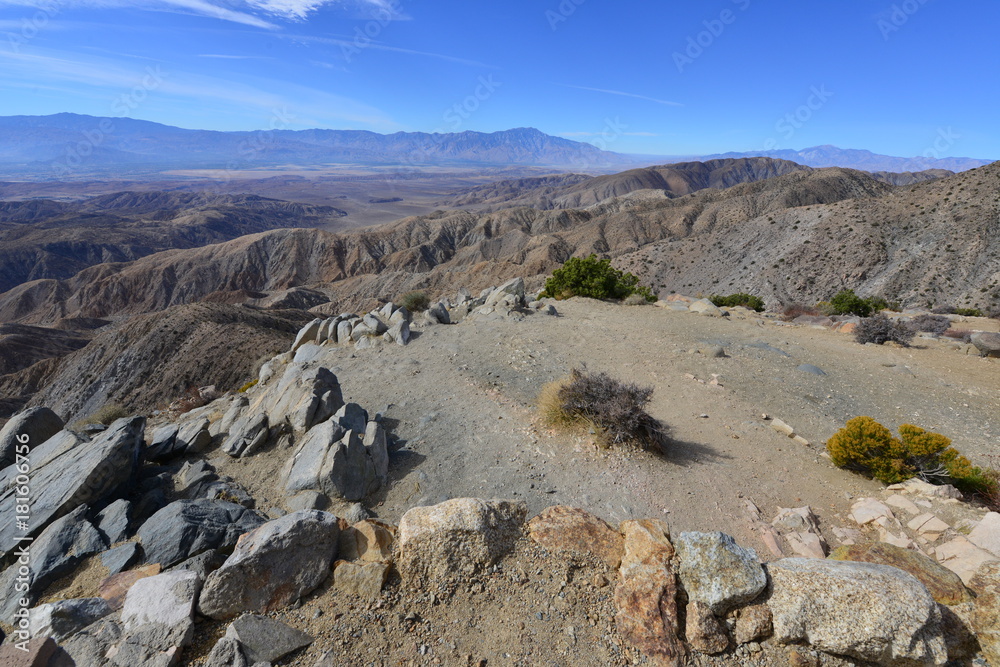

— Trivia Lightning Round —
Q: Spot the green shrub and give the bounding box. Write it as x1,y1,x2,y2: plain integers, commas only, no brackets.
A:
827,417,987,491
830,289,878,317
538,254,655,302
238,379,258,393
709,293,765,312
399,291,431,312
538,368,663,450
854,313,914,346
623,293,650,306
953,307,984,317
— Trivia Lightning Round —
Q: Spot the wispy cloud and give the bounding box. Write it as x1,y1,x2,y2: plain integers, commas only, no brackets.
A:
560,84,683,107
286,33,496,68
198,53,274,60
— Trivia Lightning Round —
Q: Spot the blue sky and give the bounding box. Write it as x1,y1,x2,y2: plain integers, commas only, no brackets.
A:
0,0,997,157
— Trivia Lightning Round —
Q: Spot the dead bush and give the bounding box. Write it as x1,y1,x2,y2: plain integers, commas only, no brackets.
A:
854,313,914,346
908,314,951,335
780,303,821,321
539,368,664,450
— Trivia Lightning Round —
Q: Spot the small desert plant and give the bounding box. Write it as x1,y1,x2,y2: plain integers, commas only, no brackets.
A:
623,293,651,306
709,293,765,312
238,379,259,393
74,403,129,429
829,289,887,317
781,303,822,320
538,368,663,450
854,313,915,346
827,417,987,491
908,314,951,335
538,254,655,302
399,291,431,312
953,307,984,317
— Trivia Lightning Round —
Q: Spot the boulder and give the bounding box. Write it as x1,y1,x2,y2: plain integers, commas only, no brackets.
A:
112,570,202,666
101,542,141,576
98,564,161,610
614,518,684,666
335,403,368,433
286,490,327,512
969,561,1000,665
363,421,389,486
224,614,314,663
283,418,346,494
935,536,999,584
386,320,410,346
137,499,266,569
766,558,947,665
338,519,395,562
971,331,1000,357
95,499,132,544
0,637,58,667
686,601,729,654
220,412,269,458
28,597,112,641
528,506,624,569
332,560,390,599
198,510,341,620
213,396,248,437
389,306,411,325
398,498,526,585
319,429,381,501
675,531,766,614
486,277,525,307
689,299,724,317
336,320,354,344
424,301,451,325
56,616,124,666
204,637,249,667
0,417,144,559
0,505,107,621
969,511,1000,557
733,603,772,644
0,407,63,466
255,364,344,433
291,318,323,352
174,460,253,507
829,542,970,605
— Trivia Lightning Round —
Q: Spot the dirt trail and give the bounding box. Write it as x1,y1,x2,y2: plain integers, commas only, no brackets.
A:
216,298,1000,557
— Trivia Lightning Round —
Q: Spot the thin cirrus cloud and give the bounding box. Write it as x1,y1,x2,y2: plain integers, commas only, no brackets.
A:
286,33,496,68
560,84,683,108
0,0,395,27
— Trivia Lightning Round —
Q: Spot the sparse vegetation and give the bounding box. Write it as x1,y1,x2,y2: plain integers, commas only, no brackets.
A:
73,402,129,430
399,290,431,312
829,289,888,317
953,307,983,317
539,254,655,302
907,314,951,335
854,313,914,346
239,379,259,393
538,368,663,450
623,293,651,306
709,293,765,312
827,417,991,494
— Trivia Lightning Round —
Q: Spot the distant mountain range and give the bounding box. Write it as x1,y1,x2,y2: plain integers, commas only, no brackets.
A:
699,145,992,174
0,114,628,174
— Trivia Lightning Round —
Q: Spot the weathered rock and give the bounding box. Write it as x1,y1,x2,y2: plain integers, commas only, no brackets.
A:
137,499,266,569
335,402,368,432
220,411,268,458
204,637,249,667
830,542,970,605
56,616,124,666
935,536,999,584
286,490,327,511
766,558,947,665
887,477,963,499
174,460,254,507
614,559,684,666
339,519,395,562
676,531,766,614
0,407,63,466
0,416,144,559
283,417,346,494
112,570,202,666
969,511,1000,557
333,560,390,599
28,597,112,641
0,637,58,667
95,499,132,545
398,498,526,585
255,364,344,433
146,424,181,462
937,601,980,662
971,331,1000,357
733,603,772,644
169,549,227,580
214,396,248,437
485,277,525,307
0,505,107,621
389,305,411,325
363,421,389,486
98,564,161,610
424,301,451,325
686,601,729,654
225,613,314,663
966,561,1000,664
101,542,141,575
689,299,724,317
198,510,340,620
849,497,896,526
320,429,380,501
527,506,624,569
386,321,410,346
342,502,372,524
291,318,322,352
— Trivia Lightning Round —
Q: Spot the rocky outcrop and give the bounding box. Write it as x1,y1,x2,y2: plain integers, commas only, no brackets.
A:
527,505,624,569
198,510,341,620
0,406,63,466
676,531,767,614
136,499,266,569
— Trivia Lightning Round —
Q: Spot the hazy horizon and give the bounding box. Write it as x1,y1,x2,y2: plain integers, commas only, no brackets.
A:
1,1,997,159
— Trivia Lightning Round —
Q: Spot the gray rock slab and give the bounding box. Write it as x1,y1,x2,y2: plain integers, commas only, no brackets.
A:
225,614,314,663
137,499,266,568
29,597,112,641
0,407,64,466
